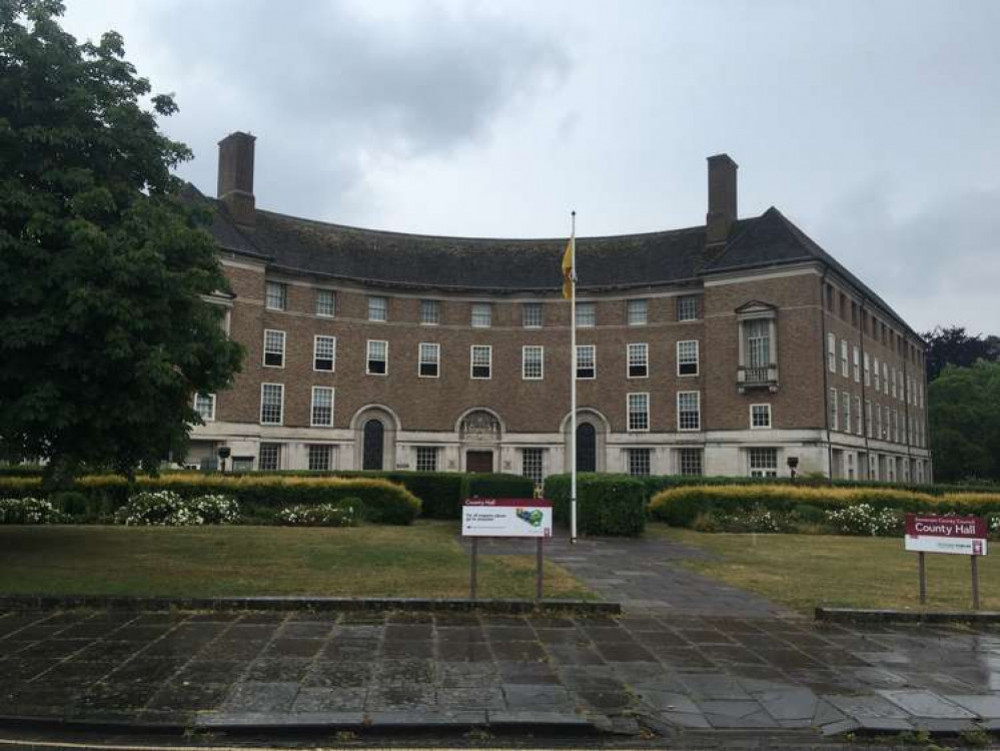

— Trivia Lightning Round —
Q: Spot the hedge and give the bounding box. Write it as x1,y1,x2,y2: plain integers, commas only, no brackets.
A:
544,473,646,537
0,474,421,525
648,484,1000,528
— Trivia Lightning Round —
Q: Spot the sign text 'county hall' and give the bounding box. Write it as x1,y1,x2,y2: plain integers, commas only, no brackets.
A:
904,513,988,556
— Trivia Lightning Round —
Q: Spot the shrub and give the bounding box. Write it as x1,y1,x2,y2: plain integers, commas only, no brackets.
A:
0,497,64,524
546,474,645,536
276,498,365,527
49,490,89,518
691,506,789,533
792,503,826,524
825,504,903,536
114,490,239,526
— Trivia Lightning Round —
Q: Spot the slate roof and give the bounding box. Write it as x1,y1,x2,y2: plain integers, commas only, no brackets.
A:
188,186,916,335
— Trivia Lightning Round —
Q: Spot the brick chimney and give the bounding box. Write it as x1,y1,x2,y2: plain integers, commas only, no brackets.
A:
705,153,738,246
217,131,256,226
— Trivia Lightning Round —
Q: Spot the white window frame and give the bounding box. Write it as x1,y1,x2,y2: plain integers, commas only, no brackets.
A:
470,345,492,380
750,403,771,430
310,386,335,427
626,299,648,326
420,299,440,326
522,345,544,380
313,335,336,372
829,388,838,431
677,295,698,321
866,399,873,438
627,343,648,379
874,356,881,391
368,296,388,322
627,392,650,432
677,340,699,377
259,382,284,426
521,447,544,484
827,333,836,373
576,302,596,328
677,390,701,431
265,281,287,311
415,446,438,472
418,342,440,378
522,302,543,328
854,395,862,436
366,339,388,376
263,329,286,369
882,362,889,395
315,289,335,318
748,447,779,478
864,352,871,387
853,345,860,382
575,344,596,379
842,390,851,434
193,393,216,422
471,303,492,328
840,339,849,378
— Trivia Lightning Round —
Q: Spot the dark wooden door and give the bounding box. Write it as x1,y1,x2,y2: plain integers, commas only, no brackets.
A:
363,419,384,470
576,423,597,472
466,451,493,473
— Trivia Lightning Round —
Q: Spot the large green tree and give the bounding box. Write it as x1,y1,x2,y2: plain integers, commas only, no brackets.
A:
929,361,1000,483
0,0,243,481
922,325,996,381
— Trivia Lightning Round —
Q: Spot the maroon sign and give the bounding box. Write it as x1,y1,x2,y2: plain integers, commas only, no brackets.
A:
464,498,553,508
905,514,986,539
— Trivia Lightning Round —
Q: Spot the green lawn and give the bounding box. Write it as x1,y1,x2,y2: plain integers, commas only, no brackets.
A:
0,521,591,600
650,525,998,613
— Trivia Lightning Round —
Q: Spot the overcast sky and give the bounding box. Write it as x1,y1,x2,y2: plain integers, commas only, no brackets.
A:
61,0,999,334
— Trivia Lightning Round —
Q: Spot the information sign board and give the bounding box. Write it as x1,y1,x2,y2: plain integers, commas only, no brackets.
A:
904,514,987,556
462,498,553,538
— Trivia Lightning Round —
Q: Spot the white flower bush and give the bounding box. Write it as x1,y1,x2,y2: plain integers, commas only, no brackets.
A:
114,491,239,526
825,503,902,536
0,497,64,524
276,500,363,527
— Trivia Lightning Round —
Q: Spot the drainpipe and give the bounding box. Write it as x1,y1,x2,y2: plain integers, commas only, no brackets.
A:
859,294,872,480
820,266,834,480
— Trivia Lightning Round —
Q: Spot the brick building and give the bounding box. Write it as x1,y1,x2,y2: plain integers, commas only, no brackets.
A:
186,132,931,483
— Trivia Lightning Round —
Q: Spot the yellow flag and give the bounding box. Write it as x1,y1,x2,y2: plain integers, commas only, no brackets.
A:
561,239,573,299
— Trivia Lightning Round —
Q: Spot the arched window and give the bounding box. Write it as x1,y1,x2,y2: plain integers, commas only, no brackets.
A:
363,419,384,470
576,423,597,472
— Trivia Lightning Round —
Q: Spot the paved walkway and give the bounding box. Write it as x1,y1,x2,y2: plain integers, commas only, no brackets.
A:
3,608,1000,736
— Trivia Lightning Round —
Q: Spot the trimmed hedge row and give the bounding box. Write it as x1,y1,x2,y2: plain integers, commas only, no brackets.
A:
0,474,421,525
544,474,646,537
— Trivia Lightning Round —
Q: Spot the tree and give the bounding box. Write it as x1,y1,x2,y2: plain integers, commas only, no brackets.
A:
928,361,1000,483
922,326,994,381
0,1,243,482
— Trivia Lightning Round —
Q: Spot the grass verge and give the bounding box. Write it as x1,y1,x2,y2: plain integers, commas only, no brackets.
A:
650,524,998,612
0,521,592,600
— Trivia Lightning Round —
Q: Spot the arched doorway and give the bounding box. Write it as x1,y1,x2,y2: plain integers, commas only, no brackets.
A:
457,409,503,473
362,419,384,470
576,423,597,472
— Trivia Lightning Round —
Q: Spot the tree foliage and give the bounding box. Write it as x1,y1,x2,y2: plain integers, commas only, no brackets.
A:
0,0,243,481
928,361,1000,483
922,325,998,381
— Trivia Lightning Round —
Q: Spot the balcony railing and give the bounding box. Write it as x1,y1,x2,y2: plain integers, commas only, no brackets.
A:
737,364,779,393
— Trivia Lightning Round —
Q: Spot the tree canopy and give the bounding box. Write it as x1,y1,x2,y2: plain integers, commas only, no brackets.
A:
928,360,1000,483
922,325,999,381
0,0,243,481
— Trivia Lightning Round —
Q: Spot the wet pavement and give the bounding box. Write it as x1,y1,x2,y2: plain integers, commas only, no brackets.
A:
3,607,1000,736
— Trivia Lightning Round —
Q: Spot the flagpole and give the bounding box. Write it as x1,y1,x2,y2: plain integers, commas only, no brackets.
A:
570,211,578,544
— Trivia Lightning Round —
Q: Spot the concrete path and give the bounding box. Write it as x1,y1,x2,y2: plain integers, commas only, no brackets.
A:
3,608,1000,737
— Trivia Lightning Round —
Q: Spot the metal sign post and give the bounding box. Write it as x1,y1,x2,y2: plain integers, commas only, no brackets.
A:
470,537,478,600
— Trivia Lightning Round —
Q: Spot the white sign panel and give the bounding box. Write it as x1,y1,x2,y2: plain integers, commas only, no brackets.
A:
462,498,553,538
905,537,987,556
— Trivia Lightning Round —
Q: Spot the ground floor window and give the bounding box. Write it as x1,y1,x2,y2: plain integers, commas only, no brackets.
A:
627,448,651,477
678,448,703,476
748,447,777,477
259,442,282,471
416,446,438,472
522,448,544,485
307,444,332,471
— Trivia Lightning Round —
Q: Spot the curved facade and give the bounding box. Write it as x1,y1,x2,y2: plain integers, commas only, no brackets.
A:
187,132,932,483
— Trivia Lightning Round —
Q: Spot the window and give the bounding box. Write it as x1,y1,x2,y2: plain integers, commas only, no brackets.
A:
471,303,492,328
677,295,698,321
522,448,544,485
627,299,648,326
420,300,440,325
842,390,850,433
853,346,860,382
311,386,334,427
829,388,838,431
263,329,285,368
418,343,439,378
677,340,699,376
854,395,862,436
627,393,649,432
678,448,703,476
260,383,284,425
893,408,899,442
750,404,771,429
416,446,438,472
873,357,881,391
882,362,888,394
308,444,332,471
265,281,286,311
866,399,873,438
314,335,336,371
368,296,387,322
627,343,648,378
522,346,544,380
576,345,596,379
827,333,836,373
891,368,897,399
749,447,778,478
576,302,596,327
259,442,282,471
864,353,871,387
471,345,492,379
677,391,701,431
840,339,849,377
876,404,883,438
627,448,651,477
367,340,388,375
522,302,543,328
315,289,335,317
194,393,215,422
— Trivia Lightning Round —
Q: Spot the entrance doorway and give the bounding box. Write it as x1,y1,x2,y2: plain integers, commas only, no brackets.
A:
576,423,597,472
466,451,493,473
362,419,384,470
